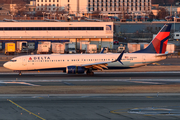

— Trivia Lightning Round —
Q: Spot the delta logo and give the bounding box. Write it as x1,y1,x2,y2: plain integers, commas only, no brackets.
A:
28,56,50,60
125,56,129,59
29,57,32,60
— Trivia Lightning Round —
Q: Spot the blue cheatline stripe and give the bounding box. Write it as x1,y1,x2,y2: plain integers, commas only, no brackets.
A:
159,36,169,53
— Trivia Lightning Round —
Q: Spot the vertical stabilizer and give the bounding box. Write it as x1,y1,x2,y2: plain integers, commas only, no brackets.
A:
134,24,171,54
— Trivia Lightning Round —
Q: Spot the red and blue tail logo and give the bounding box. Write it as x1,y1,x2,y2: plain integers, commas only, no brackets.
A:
134,24,171,54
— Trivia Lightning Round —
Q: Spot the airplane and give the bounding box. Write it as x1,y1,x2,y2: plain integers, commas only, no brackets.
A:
3,24,172,75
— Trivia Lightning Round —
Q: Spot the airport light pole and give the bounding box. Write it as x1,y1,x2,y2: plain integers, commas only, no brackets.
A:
135,13,138,22
53,13,56,20
42,12,46,20
9,13,13,20
24,14,26,20
58,14,61,20
131,12,133,22
143,13,145,22
174,17,176,32
174,11,176,32
46,13,50,19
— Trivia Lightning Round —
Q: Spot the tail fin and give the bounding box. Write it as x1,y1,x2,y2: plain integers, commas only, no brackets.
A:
134,24,172,54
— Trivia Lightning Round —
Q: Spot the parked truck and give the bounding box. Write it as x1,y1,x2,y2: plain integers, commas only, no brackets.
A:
76,41,90,53
52,43,65,54
27,42,35,52
127,43,140,53
80,42,89,50
166,43,175,53
64,43,76,54
37,41,51,54
5,43,15,55
117,44,126,53
86,44,97,53
16,41,28,53
139,43,149,50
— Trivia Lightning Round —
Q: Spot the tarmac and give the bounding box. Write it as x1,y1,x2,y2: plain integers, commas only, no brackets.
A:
1,94,180,120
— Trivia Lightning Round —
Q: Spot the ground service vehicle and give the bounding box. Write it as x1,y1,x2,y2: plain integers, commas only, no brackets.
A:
5,43,15,55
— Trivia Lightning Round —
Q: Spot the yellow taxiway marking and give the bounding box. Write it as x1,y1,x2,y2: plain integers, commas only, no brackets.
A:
8,99,46,120
146,96,154,98
110,108,128,114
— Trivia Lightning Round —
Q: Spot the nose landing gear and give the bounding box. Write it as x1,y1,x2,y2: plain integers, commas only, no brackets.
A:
18,71,22,76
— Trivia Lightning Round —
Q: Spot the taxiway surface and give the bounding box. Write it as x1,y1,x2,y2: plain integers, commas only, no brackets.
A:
0,72,180,86
1,94,180,120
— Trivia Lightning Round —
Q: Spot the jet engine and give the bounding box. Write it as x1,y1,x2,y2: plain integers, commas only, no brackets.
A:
66,66,85,74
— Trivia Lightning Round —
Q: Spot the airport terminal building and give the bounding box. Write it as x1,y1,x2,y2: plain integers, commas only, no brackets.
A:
0,22,113,50
36,0,151,15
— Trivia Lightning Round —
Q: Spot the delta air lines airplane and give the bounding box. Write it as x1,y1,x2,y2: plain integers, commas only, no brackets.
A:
3,24,172,75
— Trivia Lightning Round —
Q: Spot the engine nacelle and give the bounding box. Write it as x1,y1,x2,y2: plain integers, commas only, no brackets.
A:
66,66,85,74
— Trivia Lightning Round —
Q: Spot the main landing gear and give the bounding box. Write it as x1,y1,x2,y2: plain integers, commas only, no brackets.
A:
18,71,22,76
86,68,94,76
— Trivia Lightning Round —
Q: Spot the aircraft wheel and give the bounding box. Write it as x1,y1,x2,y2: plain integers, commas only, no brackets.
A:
86,72,94,76
86,68,94,76
90,72,94,76
19,71,22,76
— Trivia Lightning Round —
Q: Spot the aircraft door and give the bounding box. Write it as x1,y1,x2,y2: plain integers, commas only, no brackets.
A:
142,55,146,63
22,57,27,66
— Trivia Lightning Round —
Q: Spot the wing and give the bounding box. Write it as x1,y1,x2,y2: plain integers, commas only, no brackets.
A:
75,51,124,71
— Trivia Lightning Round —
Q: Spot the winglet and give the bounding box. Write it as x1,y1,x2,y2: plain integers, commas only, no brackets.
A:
100,47,106,53
114,50,125,65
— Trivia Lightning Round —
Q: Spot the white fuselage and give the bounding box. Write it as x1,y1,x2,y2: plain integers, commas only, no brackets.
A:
3,53,166,71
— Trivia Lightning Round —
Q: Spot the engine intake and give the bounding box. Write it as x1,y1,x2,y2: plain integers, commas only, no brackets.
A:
66,66,85,74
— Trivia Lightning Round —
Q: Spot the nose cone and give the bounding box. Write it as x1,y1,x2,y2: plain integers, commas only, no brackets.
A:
3,62,10,69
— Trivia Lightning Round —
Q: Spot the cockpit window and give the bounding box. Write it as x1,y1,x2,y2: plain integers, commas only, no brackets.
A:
10,60,17,62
